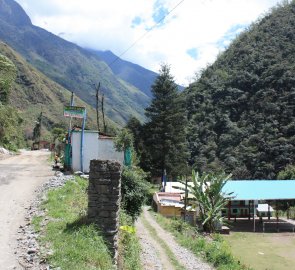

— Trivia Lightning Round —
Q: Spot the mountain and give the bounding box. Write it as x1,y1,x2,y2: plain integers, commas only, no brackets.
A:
90,50,156,98
0,41,118,137
0,0,152,125
186,1,295,179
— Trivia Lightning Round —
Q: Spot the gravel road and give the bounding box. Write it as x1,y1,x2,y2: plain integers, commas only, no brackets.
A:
137,207,214,270
0,150,54,269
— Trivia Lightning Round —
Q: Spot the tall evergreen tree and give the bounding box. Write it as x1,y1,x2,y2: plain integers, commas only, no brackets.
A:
144,64,188,179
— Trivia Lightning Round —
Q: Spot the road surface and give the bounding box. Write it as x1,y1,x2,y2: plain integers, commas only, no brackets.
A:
0,150,53,269
136,207,213,270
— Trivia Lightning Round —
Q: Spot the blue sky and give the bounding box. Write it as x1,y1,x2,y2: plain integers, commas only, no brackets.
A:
15,0,281,86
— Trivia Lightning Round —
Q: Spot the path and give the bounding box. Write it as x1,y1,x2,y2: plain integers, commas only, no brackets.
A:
136,207,213,270
0,150,54,269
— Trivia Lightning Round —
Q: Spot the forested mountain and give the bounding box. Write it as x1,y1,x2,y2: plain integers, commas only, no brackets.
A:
0,0,152,125
0,42,117,138
186,1,295,179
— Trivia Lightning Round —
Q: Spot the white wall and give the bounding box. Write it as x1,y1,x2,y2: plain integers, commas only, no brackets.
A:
71,131,124,173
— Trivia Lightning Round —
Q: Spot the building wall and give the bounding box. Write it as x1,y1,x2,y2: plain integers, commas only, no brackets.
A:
222,200,259,218
71,131,124,172
159,205,182,218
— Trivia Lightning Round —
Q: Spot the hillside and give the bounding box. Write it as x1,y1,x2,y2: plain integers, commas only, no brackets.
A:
91,50,156,98
186,1,295,179
0,42,118,137
0,0,151,125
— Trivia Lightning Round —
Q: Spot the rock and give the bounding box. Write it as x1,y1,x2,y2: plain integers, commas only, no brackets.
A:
27,248,37,254
0,147,9,155
15,170,75,269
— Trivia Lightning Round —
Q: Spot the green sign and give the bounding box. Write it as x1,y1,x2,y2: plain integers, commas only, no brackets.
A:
64,106,86,119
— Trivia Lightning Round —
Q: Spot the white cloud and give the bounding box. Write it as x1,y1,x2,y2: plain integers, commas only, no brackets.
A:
15,0,281,86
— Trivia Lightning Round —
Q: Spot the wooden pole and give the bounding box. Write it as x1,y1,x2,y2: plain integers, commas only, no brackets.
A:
228,200,231,221
101,93,106,133
183,176,188,222
95,83,100,132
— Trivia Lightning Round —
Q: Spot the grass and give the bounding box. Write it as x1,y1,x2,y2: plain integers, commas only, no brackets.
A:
152,212,251,270
33,177,114,270
224,232,295,270
118,211,142,270
141,214,185,270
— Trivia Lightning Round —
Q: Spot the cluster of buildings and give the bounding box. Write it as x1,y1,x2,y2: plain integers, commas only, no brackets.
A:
152,179,295,230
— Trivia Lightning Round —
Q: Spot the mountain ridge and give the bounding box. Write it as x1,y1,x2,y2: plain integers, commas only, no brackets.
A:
0,0,156,125
0,41,118,137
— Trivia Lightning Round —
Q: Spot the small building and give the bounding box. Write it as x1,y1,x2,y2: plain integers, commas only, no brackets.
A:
71,130,124,173
32,140,50,150
164,180,295,221
153,192,196,225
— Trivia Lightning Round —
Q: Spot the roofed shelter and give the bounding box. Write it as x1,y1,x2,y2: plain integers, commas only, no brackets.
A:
222,180,295,231
165,180,295,231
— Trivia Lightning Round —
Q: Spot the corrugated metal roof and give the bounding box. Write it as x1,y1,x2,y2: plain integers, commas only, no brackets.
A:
223,180,295,200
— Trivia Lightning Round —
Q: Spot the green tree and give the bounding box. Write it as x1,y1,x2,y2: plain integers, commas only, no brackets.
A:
126,116,142,154
33,112,43,142
0,54,23,150
144,64,188,179
0,104,24,150
277,164,295,180
183,171,232,233
0,54,16,104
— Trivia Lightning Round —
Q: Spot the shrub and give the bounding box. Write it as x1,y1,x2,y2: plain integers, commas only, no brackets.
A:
121,166,150,220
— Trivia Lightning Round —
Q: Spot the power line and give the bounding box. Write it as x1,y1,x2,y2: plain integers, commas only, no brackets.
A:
103,0,185,71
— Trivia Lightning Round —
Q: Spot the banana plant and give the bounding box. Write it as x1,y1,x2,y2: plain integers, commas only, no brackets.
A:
175,170,233,233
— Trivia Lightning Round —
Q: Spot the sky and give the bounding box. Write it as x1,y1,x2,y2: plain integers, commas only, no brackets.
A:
15,0,281,86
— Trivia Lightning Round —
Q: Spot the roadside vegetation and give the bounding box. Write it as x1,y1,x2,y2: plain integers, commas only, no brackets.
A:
33,177,113,269
0,53,24,151
32,176,142,270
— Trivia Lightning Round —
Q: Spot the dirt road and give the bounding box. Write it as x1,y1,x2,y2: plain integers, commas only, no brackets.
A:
137,207,213,270
0,150,53,269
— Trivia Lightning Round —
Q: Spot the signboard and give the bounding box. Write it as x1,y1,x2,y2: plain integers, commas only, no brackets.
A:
64,106,86,119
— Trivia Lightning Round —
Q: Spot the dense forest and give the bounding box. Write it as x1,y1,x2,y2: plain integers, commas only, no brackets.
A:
186,1,295,179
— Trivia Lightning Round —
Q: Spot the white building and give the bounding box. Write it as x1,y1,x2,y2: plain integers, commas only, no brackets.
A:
71,130,124,173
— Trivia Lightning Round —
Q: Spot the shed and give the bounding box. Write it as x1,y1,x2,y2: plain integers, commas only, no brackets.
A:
71,130,124,173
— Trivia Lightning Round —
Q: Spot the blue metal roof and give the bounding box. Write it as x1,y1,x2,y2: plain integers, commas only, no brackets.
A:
222,180,295,201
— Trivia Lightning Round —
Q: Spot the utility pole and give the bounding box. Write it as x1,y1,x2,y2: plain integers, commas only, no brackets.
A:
95,83,100,132
184,176,188,222
101,93,106,133
64,92,74,170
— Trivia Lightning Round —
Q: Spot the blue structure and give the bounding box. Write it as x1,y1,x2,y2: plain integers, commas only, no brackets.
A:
221,180,295,220
223,180,295,201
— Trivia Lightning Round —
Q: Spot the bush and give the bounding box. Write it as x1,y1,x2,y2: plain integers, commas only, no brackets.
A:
121,166,150,220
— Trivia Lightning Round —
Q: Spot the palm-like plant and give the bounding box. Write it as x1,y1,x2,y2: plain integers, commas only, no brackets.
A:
177,171,232,233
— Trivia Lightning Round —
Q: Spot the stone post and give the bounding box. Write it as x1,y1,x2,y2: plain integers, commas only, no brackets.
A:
88,160,121,264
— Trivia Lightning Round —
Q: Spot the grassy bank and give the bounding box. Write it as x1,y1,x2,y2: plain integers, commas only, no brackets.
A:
118,211,142,270
33,176,141,270
152,212,251,270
